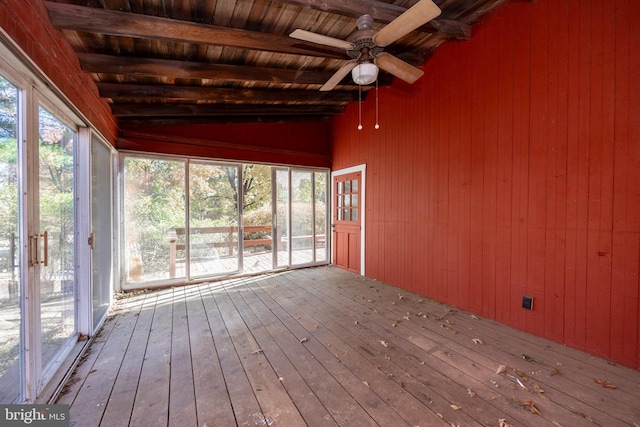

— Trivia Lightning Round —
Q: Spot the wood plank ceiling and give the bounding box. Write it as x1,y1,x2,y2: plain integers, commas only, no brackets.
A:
44,0,510,129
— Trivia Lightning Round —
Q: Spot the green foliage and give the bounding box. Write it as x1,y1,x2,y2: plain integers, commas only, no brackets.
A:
0,76,17,140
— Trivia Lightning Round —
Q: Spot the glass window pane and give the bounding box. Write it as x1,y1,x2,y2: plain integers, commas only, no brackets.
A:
337,181,343,194
38,106,76,371
352,208,358,222
0,75,21,403
352,179,359,192
91,137,112,330
189,163,240,277
275,169,289,267
344,180,351,193
352,194,358,207
124,157,186,283
343,208,350,221
314,172,327,262
242,164,272,273
344,195,351,207
291,171,313,265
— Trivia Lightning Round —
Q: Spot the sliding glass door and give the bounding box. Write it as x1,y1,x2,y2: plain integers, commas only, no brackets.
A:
37,105,77,382
189,162,240,278
1,43,114,403
0,74,22,403
91,136,112,330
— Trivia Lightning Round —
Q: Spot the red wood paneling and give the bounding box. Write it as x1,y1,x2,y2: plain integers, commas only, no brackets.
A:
331,0,640,369
117,122,332,167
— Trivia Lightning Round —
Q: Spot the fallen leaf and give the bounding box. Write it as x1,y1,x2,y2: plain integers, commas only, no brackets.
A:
576,412,593,422
250,349,264,355
354,320,359,325
299,337,308,343
436,413,444,419
552,421,564,427
363,381,370,387
515,370,528,382
278,377,284,381
450,404,462,410
499,419,514,427
398,294,404,300
471,314,480,320
467,388,476,398
496,364,508,374
595,379,617,389
532,383,544,393
380,340,389,348
521,400,540,415
522,354,534,362
472,338,484,345
446,319,455,325
392,322,398,327
550,367,561,376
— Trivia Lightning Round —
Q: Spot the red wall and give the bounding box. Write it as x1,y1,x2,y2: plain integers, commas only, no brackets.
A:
331,0,640,369
118,121,332,167
0,0,118,143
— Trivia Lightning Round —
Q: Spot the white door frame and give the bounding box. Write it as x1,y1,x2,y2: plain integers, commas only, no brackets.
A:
331,164,366,276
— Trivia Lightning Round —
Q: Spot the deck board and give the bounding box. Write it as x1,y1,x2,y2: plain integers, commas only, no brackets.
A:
168,286,197,427
58,266,640,427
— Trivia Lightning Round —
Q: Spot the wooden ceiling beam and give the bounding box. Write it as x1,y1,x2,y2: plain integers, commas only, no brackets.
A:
78,53,337,85
97,82,367,102
277,0,472,40
44,1,346,58
110,103,345,117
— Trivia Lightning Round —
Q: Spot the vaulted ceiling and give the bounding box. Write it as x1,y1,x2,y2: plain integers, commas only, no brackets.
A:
44,0,511,130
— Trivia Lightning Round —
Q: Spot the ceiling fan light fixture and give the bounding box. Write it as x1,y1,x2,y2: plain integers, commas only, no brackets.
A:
351,62,378,85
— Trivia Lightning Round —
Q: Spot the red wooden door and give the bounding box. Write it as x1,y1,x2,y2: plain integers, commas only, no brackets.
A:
332,172,361,273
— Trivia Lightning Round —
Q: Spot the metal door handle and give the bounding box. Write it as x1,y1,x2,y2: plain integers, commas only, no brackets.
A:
42,231,48,267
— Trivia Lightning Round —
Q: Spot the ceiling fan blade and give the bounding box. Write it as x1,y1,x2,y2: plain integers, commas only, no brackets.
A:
289,29,354,50
375,53,424,84
373,0,442,47
320,60,357,91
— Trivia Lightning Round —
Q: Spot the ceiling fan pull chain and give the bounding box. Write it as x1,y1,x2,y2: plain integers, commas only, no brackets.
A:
357,84,363,130
375,79,380,130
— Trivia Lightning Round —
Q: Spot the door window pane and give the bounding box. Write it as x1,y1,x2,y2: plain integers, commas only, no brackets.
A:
38,106,76,371
123,157,185,283
0,75,21,403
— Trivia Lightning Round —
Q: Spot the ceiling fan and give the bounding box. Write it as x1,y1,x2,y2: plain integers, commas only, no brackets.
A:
290,0,442,91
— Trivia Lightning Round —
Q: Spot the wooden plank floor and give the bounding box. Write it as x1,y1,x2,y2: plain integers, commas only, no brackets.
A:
57,266,640,426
